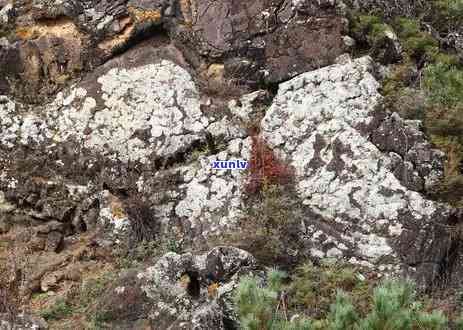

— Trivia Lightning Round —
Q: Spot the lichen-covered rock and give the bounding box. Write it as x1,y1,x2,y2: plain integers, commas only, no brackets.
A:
0,0,346,101
0,54,243,166
0,40,251,249
342,0,428,18
51,60,208,163
0,313,48,330
139,246,256,329
261,56,457,285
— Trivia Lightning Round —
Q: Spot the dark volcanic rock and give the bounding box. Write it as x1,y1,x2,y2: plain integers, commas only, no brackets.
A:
0,0,345,101
184,0,344,84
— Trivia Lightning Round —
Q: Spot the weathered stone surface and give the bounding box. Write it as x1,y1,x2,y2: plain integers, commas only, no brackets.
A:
186,0,344,84
0,313,48,330
0,0,346,101
0,40,249,248
228,90,272,123
2,1,463,326
260,56,455,284
1,51,459,289
0,45,244,166
139,246,256,329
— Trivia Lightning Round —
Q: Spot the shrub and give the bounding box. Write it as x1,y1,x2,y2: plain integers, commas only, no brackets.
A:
392,17,439,61
350,15,383,43
393,18,421,39
424,63,463,108
246,135,293,194
234,269,314,330
422,62,463,205
350,14,396,60
455,315,463,330
40,298,74,321
432,0,463,31
288,261,370,319
221,183,305,267
326,292,358,330
234,271,449,330
123,194,160,246
426,135,463,205
357,280,447,330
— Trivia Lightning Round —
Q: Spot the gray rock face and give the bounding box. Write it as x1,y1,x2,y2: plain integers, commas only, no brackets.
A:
0,0,346,101
0,314,48,330
1,33,461,303
0,58,241,165
261,56,454,283
139,246,256,329
51,60,208,163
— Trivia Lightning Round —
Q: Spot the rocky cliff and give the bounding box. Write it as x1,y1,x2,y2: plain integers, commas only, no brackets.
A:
1,0,463,329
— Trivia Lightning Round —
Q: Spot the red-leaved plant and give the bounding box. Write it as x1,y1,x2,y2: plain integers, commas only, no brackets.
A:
246,134,294,194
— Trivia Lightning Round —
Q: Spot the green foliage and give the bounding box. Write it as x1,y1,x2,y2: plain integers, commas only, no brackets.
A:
350,14,392,49
358,281,416,330
235,270,449,330
424,63,463,108
288,261,369,318
432,0,463,29
403,34,439,60
393,18,420,39
358,281,447,330
375,12,463,205
455,315,463,330
392,17,439,60
350,15,382,38
432,53,460,67
423,62,463,205
327,292,358,330
235,270,318,330
235,270,287,330
39,298,74,321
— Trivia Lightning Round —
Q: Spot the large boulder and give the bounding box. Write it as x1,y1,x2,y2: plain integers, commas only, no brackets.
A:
0,41,247,245
139,246,257,329
261,56,459,286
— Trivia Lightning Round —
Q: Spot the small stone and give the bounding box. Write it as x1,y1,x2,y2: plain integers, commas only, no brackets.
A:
342,35,356,49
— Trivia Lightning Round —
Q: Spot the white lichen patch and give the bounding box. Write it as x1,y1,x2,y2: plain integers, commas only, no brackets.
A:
51,60,209,163
173,137,251,238
261,56,446,268
0,60,219,164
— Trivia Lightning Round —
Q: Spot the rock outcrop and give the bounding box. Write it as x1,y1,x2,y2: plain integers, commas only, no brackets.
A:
2,1,463,326
261,56,458,286
139,246,257,329
0,313,48,330
2,51,460,289
0,0,345,101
